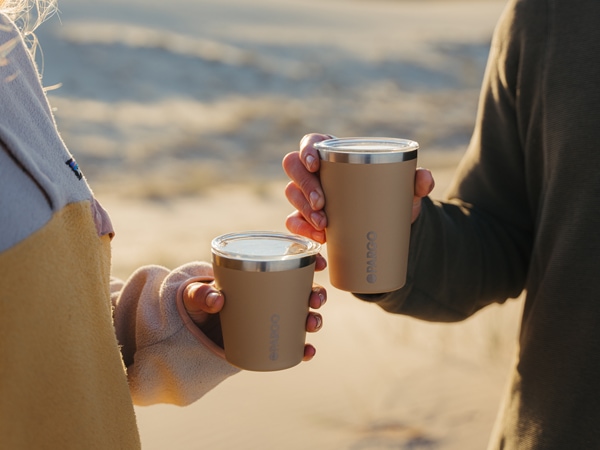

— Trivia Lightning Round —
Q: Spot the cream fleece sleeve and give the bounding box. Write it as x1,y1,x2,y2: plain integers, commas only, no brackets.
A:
111,261,239,406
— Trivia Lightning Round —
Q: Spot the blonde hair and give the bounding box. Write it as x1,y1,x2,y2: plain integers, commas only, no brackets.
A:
1,0,57,68
0,0,57,33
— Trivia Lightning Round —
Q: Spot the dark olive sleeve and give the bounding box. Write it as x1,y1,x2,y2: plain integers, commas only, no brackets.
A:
355,0,539,322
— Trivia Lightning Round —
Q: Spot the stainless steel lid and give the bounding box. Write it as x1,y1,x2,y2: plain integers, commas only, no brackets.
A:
211,231,321,272
315,137,418,164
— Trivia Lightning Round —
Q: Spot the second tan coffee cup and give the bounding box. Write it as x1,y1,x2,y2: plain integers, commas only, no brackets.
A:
211,231,321,371
314,137,418,294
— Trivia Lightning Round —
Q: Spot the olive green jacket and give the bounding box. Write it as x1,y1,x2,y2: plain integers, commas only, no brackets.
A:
359,0,600,448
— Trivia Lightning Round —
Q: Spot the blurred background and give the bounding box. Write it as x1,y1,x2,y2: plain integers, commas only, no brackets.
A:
39,0,495,201
35,0,523,448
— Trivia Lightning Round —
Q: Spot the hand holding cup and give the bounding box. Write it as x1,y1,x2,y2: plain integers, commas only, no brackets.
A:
181,267,326,364
210,231,324,371
283,133,436,294
283,133,436,241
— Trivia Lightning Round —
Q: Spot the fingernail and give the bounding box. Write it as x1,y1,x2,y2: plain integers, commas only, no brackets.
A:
311,212,324,229
306,154,316,170
309,191,320,209
318,292,325,307
314,315,322,331
206,292,219,308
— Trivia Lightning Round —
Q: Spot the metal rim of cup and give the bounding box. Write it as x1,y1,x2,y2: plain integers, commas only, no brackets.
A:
211,231,321,272
314,137,419,164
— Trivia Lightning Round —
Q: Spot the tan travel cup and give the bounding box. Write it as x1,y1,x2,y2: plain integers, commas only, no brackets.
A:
314,137,418,294
211,231,321,371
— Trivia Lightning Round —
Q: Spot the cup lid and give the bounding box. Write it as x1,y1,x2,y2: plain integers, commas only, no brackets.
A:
315,137,418,164
211,231,321,271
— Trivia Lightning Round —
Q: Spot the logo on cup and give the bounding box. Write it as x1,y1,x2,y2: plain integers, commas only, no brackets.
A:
269,314,280,361
366,231,377,283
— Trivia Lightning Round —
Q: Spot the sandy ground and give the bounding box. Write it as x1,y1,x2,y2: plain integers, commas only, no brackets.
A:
38,0,526,448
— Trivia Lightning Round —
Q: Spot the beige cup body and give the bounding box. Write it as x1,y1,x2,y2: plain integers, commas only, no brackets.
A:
213,263,315,371
320,159,416,293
